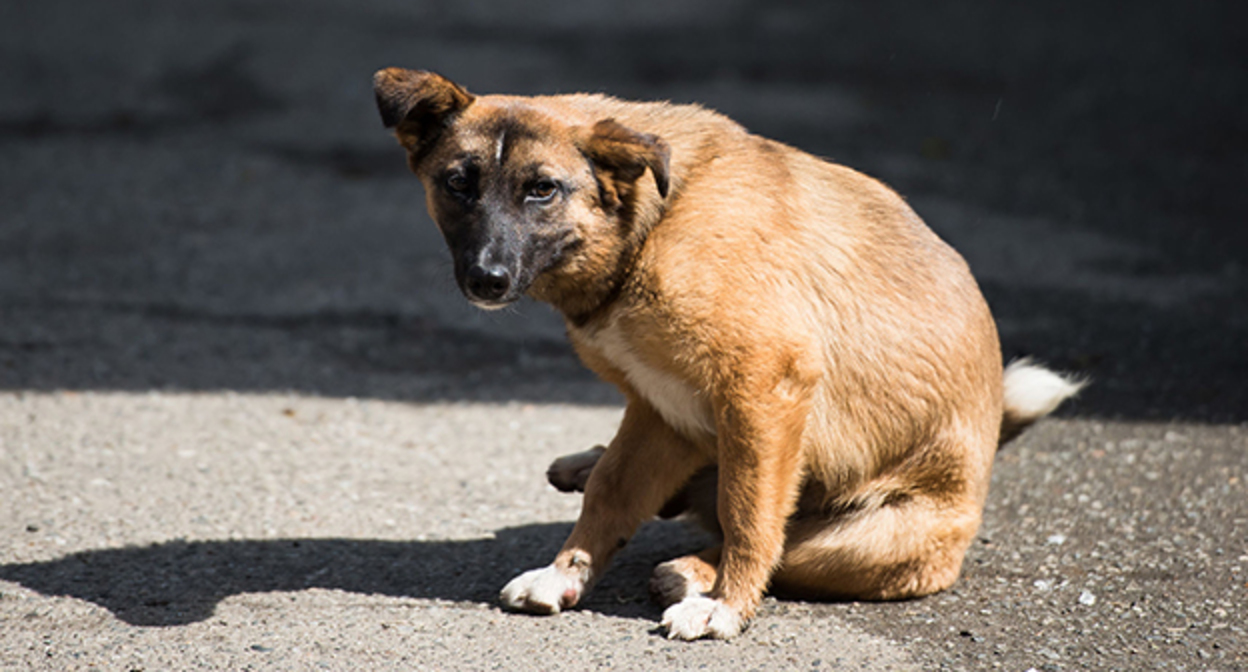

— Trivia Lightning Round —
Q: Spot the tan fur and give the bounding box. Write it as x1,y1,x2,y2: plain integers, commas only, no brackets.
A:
374,69,1081,639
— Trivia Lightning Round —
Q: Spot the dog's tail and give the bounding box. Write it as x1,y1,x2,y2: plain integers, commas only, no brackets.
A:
999,358,1087,446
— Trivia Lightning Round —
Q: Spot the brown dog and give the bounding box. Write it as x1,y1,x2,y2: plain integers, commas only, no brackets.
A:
373,68,1084,640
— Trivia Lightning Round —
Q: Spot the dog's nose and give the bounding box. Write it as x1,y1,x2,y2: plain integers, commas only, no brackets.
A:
465,264,512,302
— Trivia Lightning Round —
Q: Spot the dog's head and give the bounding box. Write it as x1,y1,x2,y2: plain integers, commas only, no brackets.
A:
373,68,670,314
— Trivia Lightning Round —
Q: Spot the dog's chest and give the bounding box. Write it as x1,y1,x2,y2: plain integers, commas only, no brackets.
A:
578,321,716,440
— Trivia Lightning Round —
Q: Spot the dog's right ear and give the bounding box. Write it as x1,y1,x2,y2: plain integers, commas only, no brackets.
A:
373,68,474,156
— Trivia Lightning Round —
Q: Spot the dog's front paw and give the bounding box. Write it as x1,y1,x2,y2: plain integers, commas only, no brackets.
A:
660,596,746,640
499,564,584,615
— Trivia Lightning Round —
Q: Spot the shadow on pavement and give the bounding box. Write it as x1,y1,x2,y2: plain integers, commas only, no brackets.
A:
0,521,707,627
2,285,1244,421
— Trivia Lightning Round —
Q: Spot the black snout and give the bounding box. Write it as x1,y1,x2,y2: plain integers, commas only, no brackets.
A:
465,264,512,302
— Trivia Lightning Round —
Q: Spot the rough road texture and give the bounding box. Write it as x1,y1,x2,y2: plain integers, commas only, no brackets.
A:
1,1,1245,670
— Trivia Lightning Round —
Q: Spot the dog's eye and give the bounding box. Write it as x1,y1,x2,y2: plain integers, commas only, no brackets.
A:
446,173,470,194
526,180,559,203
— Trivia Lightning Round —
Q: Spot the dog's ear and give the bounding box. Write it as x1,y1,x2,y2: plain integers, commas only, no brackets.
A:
373,68,474,156
580,119,671,208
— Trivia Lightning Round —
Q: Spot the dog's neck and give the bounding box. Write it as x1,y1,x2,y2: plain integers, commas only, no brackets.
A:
557,238,643,329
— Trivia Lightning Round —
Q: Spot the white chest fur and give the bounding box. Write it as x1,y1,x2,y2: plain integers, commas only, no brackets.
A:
578,320,716,440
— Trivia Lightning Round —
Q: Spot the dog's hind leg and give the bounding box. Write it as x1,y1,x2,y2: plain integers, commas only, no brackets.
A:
769,491,983,601
546,445,606,493
650,545,720,606
650,484,982,605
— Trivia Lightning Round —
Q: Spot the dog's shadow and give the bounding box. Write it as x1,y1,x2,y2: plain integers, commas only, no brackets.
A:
0,521,708,627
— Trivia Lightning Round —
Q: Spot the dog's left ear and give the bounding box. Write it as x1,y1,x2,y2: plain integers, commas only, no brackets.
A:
580,119,671,207
373,68,474,157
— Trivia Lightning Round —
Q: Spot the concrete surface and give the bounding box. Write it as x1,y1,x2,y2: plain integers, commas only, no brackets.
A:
1,1,1245,670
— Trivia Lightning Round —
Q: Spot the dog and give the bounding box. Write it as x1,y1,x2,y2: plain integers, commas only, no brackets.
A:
372,68,1084,640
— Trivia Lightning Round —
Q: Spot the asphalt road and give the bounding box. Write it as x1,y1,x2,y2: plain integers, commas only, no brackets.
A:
1,1,1245,670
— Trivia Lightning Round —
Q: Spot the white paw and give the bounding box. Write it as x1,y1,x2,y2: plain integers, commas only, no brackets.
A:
660,596,745,640
499,564,584,615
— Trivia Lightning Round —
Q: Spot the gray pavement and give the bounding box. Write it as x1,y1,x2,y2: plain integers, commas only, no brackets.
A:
1,1,1245,670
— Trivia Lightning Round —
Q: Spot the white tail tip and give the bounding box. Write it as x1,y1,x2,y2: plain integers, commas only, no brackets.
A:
1003,357,1087,423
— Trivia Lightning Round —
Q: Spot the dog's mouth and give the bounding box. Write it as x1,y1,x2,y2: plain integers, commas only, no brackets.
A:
465,295,518,311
